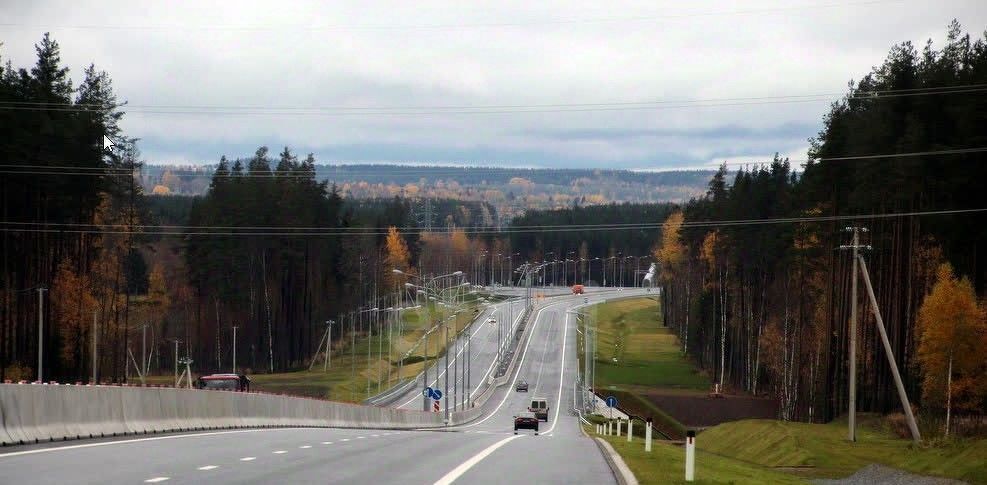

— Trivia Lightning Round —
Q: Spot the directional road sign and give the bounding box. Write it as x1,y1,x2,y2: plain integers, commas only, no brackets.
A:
605,396,618,408
432,389,443,400
424,386,433,398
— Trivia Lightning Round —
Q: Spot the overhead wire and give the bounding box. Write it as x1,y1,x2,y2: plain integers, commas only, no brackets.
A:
2,146,985,178
0,0,906,32
0,208,983,236
1,84,984,116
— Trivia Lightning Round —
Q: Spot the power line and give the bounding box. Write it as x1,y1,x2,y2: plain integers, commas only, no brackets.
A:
1,208,982,236
3,83,981,112
2,85,983,116
4,145,984,178
0,0,905,32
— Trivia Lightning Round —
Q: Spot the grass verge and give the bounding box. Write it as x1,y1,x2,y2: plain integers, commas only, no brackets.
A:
590,425,805,484
698,418,987,483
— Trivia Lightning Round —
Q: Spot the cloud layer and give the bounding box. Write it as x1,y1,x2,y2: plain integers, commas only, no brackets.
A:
4,0,984,169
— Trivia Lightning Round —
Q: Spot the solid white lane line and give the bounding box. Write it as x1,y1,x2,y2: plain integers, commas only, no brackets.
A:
433,435,522,485
197,465,218,471
541,308,570,435
299,445,312,449
239,457,256,461
273,450,287,454
0,428,309,459
145,478,170,483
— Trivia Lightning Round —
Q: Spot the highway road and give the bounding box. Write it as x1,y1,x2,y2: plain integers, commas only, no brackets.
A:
0,287,651,484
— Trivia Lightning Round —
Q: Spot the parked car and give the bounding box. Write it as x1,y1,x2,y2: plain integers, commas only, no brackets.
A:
528,397,549,421
514,411,539,434
196,373,250,391
516,379,528,392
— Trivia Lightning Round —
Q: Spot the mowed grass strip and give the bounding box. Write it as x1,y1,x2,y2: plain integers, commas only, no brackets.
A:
591,427,805,484
698,418,987,483
589,297,710,392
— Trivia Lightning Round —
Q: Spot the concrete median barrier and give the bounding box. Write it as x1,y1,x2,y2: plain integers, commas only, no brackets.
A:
0,383,446,446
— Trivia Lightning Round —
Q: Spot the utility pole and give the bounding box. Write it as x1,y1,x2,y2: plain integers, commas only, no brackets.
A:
232,325,239,374
839,227,866,441
444,319,450,423
92,309,98,384
37,287,46,383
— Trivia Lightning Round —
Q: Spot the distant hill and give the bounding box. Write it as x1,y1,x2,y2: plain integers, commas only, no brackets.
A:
141,164,713,217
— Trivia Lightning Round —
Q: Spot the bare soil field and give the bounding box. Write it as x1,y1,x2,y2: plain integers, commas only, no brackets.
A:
643,390,779,428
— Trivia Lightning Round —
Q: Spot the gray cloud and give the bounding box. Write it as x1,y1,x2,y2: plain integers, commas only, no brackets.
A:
2,1,984,169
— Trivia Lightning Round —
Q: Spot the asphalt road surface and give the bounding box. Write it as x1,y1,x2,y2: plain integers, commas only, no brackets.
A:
0,287,651,484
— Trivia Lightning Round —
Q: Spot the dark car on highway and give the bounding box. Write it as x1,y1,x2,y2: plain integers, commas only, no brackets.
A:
515,379,528,392
514,411,539,434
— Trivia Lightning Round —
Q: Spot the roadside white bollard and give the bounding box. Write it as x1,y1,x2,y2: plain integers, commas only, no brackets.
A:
616,419,622,437
627,419,633,442
606,421,611,435
685,430,696,482
645,417,652,452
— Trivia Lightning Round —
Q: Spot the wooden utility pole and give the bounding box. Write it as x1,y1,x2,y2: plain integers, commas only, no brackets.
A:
839,226,866,442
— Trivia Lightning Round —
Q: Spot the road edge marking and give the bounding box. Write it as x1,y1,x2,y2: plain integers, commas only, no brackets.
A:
432,435,522,485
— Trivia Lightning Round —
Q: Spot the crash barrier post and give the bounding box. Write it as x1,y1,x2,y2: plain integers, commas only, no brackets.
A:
685,429,696,481
616,418,621,437
627,418,633,442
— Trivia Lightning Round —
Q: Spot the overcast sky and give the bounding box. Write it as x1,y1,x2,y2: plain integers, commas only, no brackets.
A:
3,1,985,170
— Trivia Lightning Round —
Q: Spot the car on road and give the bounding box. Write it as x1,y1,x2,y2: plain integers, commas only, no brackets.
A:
571,284,584,294
514,411,539,434
516,379,528,392
529,397,549,421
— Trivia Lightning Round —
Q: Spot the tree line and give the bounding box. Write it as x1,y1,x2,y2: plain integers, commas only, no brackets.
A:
655,22,987,433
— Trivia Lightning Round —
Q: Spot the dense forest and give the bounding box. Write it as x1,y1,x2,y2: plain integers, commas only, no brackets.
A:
509,203,676,286
655,22,987,430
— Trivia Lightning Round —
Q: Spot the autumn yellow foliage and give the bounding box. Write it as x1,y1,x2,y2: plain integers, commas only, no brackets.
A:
916,263,987,426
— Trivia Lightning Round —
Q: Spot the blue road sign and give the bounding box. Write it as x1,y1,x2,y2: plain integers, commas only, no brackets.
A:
432,389,443,400
424,387,434,398
605,396,618,408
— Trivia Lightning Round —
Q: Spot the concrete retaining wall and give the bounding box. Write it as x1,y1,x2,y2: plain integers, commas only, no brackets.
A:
0,384,446,446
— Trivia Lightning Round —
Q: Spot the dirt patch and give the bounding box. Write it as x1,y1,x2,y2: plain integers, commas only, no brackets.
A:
642,390,779,428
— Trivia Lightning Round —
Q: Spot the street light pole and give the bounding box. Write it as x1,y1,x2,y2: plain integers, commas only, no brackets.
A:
232,325,239,373
37,287,46,383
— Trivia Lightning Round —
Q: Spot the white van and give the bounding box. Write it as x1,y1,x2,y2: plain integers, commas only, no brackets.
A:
528,397,549,421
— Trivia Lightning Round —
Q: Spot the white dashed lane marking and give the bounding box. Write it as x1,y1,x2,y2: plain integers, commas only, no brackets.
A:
239,457,256,461
197,465,218,470
273,450,287,454
321,441,333,445
341,438,350,442
145,478,170,483
299,445,312,449
356,436,365,439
